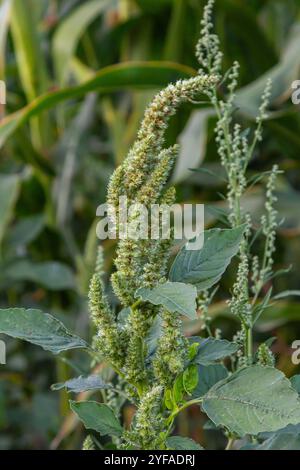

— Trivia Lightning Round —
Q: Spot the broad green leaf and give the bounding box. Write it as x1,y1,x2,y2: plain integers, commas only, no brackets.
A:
70,401,123,437
0,174,20,247
5,260,75,290
192,364,228,398
0,308,87,354
7,214,44,247
253,433,300,450
169,226,246,292
166,436,203,450
51,375,112,393
259,423,300,441
136,282,197,319
0,61,195,148
53,0,115,85
172,109,215,184
192,337,238,366
291,375,300,394
183,364,199,395
202,366,300,436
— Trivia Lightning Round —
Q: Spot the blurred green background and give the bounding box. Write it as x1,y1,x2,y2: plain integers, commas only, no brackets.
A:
0,0,300,449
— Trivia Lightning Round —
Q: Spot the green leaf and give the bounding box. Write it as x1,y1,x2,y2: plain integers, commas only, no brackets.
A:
164,389,174,411
173,375,185,404
5,260,75,290
145,315,162,357
0,174,20,247
0,0,11,78
235,23,300,118
0,308,87,354
273,290,300,300
192,364,228,398
183,364,199,395
53,0,115,85
10,0,48,100
10,0,49,149
70,401,123,437
259,423,300,441
7,214,45,247
136,282,197,319
291,375,300,394
172,109,214,184
202,366,300,436
51,375,112,393
192,337,238,366
169,225,246,292
188,341,200,361
253,433,300,450
0,61,195,148
166,436,203,450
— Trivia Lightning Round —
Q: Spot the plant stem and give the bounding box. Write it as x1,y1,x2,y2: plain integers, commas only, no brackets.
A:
245,326,253,365
167,397,203,427
225,437,235,450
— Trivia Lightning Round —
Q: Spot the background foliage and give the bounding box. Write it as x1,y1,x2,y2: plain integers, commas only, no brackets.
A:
0,0,300,449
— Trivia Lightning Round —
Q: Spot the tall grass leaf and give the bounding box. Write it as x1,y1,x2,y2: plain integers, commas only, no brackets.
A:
0,173,20,249
10,0,49,148
0,61,196,148
53,0,116,85
0,0,11,80
235,22,300,117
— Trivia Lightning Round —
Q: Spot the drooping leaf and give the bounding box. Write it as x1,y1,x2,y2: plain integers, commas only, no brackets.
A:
192,337,238,366
202,366,300,436
136,282,197,319
53,0,116,84
166,436,203,450
70,401,123,436
192,364,228,398
169,226,246,292
273,290,300,300
172,109,215,184
0,61,195,148
0,308,87,354
0,174,20,247
235,23,300,118
5,260,75,290
51,375,112,393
